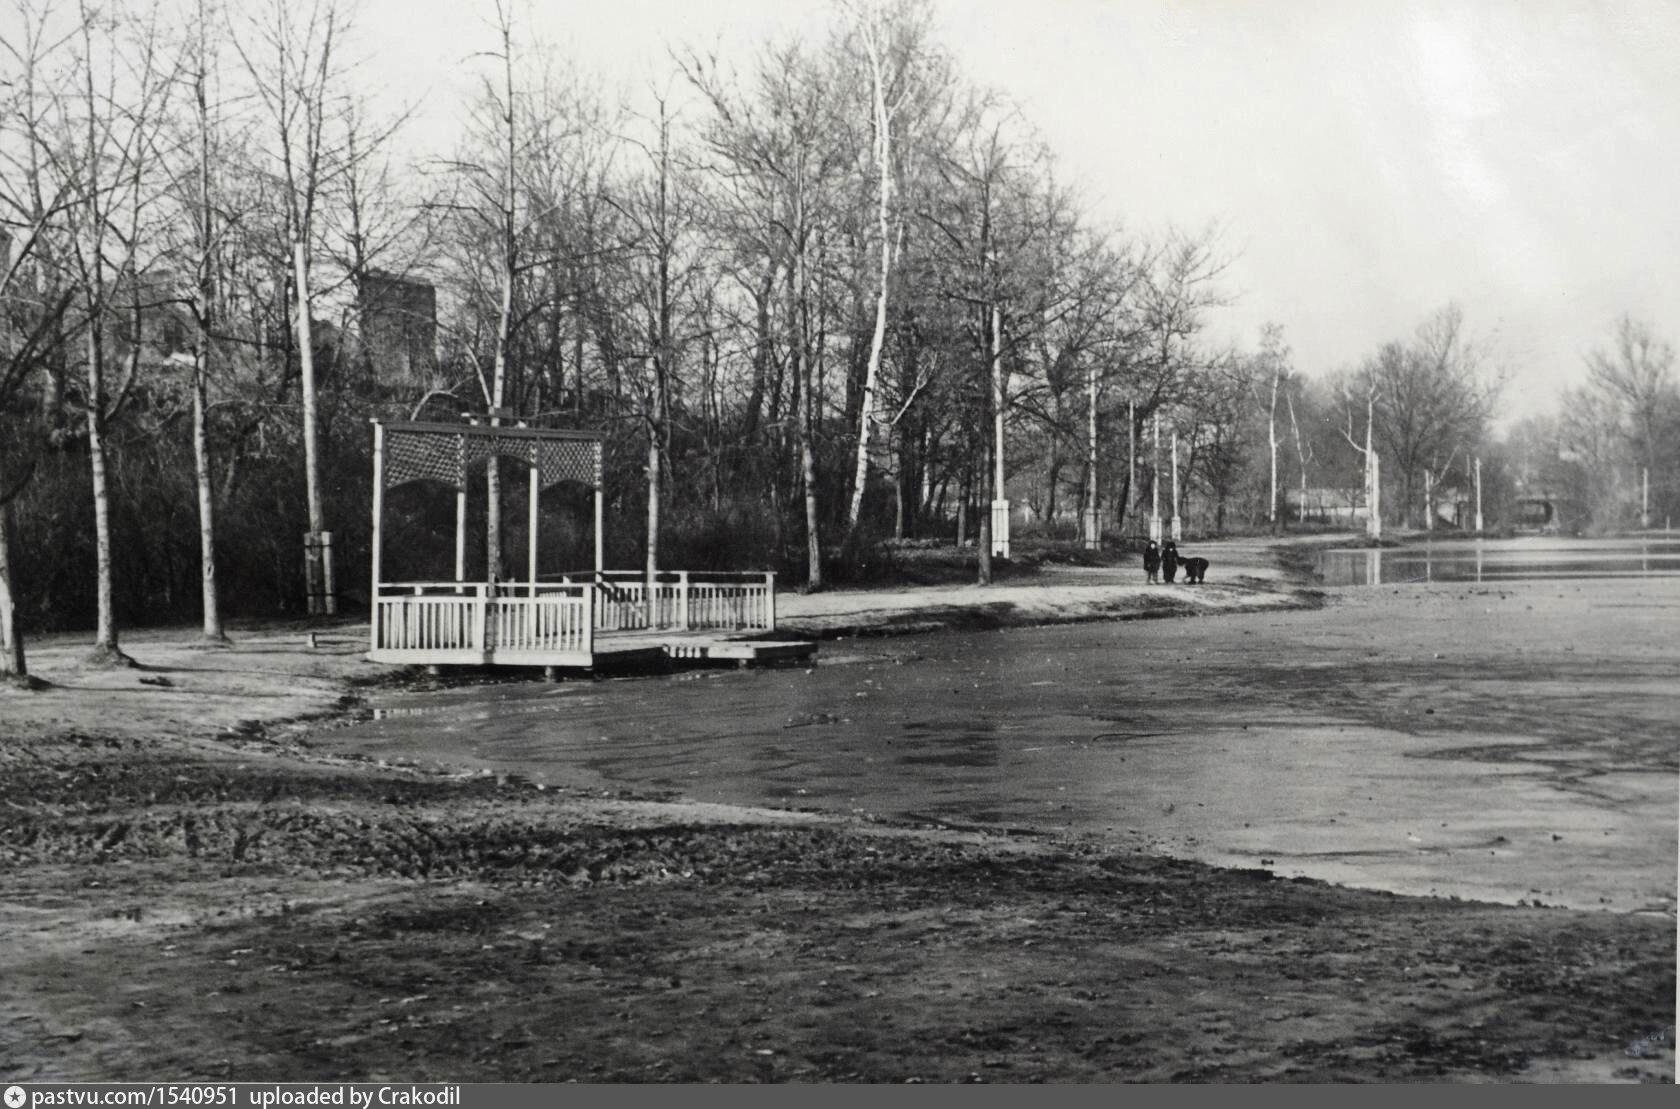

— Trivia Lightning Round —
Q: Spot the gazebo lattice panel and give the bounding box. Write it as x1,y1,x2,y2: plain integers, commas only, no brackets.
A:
380,422,603,492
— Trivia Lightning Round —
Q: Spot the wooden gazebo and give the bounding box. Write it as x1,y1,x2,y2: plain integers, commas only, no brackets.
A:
368,419,804,670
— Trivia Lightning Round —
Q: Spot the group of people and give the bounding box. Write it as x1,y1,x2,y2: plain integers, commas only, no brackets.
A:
1143,539,1208,584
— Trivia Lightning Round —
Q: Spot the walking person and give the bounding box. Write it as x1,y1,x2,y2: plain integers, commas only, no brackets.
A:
1143,540,1161,584
1161,540,1180,583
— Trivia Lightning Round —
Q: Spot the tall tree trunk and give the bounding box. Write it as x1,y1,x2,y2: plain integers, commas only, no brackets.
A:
893,439,906,539
192,366,223,639
294,242,330,612
1045,457,1063,524
0,500,26,681
955,468,968,547
1267,373,1279,532
87,324,122,659
844,26,895,545
1286,388,1308,524
193,13,224,641
977,438,993,585
796,246,822,591
744,262,774,441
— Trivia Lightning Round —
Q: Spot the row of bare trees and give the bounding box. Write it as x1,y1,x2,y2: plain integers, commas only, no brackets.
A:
3,0,1580,685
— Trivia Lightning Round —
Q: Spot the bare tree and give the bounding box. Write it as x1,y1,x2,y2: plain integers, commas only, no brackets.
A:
682,41,847,589
1340,361,1383,539
175,0,228,641
840,0,925,545
55,0,177,664
1248,322,1290,531
234,0,348,614
1283,378,1313,524
1585,315,1675,527
611,90,690,595
0,0,86,682
1354,305,1500,529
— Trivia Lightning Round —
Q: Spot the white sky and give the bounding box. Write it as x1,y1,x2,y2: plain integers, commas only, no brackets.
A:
363,0,1680,424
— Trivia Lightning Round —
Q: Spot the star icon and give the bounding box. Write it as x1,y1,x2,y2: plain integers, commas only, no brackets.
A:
4,1086,26,1109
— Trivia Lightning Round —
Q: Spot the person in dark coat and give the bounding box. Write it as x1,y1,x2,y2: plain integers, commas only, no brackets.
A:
1143,540,1161,583
1161,540,1180,583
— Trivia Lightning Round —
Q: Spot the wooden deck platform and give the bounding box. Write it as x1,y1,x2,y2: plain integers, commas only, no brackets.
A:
369,574,809,673
594,631,818,669
370,632,815,673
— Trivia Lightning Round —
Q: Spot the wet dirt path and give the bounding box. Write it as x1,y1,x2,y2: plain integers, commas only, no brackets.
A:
327,577,1679,913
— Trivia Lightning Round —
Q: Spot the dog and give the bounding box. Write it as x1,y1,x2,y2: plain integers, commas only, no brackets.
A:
1179,555,1209,584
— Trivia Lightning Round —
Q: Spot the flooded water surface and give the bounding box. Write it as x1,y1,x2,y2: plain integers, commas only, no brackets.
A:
1314,536,1680,586
326,576,1679,914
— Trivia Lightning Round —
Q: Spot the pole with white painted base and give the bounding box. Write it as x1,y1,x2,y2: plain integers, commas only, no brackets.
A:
1149,412,1162,543
1474,456,1484,533
1170,428,1182,542
369,422,384,653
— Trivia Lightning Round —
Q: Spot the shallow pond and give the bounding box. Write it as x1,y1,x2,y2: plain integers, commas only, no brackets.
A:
327,577,1679,913
1313,537,1680,586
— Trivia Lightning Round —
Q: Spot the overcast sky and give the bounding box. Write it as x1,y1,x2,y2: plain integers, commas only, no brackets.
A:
366,0,1680,424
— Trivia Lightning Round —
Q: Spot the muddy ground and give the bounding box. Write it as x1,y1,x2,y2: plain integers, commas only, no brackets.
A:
0,550,1674,1083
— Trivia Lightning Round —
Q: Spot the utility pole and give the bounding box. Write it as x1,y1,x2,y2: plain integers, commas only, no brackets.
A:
1424,467,1433,532
1474,456,1484,533
1170,428,1182,541
1150,412,1161,543
295,243,334,616
989,297,1009,560
1128,399,1135,538
1642,467,1650,529
1083,362,1099,549
1367,453,1381,540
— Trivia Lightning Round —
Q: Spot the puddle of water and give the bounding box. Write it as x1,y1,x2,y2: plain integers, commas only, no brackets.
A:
1314,538,1680,586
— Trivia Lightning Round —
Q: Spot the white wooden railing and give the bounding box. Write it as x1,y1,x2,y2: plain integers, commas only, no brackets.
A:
557,570,776,634
371,571,776,661
373,582,593,659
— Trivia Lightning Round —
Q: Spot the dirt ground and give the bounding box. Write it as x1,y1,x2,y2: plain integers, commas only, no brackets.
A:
0,542,1674,1083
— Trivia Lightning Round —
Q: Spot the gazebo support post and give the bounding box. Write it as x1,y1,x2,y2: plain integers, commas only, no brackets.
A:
369,422,385,653
593,487,604,575
453,490,466,593
528,460,539,597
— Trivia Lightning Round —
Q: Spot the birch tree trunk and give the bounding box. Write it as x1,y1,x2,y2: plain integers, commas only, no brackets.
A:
0,501,26,681
192,364,222,639
843,11,896,543
192,10,225,640
87,323,122,658
1286,388,1309,524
